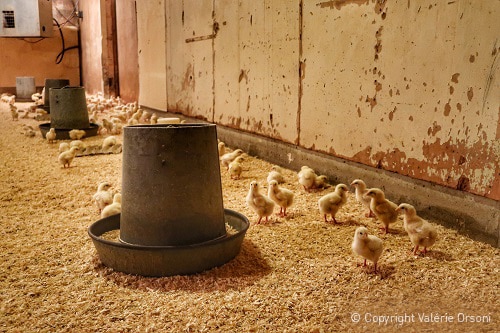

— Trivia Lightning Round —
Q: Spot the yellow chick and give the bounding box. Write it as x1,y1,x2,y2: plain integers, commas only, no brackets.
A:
318,183,348,223
220,149,244,169
366,188,399,234
58,142,70,153
93,182,114,213
45,128,56,144
218,141,226,156
267,166,285,184
313,175,329,189
70,140,85,151
267,180,294,217
102,136,117,151
101,193,122,218
350,179,375,217
228,156,244,179
69,129,86,140
397,203,438,255
58,147,79,168
352,226,384,273
10,105,19,121
101,118,114,134
150,113,158,124
245,181,275,224
297,166,317,192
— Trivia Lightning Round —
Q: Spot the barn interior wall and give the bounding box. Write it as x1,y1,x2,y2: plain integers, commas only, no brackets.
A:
137,0,499,202
0,0,80,92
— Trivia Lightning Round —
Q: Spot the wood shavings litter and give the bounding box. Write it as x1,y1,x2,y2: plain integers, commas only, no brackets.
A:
0,103,498,332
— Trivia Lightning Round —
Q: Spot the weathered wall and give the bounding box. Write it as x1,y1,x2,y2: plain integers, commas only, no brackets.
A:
79,0,105,95
138,0,499,201
115,0,139,102
0,0,79,91
300,0,499,200
136,0,167,110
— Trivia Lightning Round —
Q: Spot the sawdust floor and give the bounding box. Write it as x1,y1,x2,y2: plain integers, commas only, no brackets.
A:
0,102,498,333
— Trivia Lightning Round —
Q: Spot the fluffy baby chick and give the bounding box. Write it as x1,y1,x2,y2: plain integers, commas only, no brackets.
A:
350,179,374,217
45,128,56,143
267,165,285,184
93,182,114,213
102,136,117,151
313,175,329,189
220,149,244,169
70,140,85,150
267,180,294,217
69,129,86,140
218,141,226,156
10,105,19,121
298,166,317,191
397,203,438,255
366,188,399,234
228,156,244,179
318,183,348,223
58,147,79,168
246,181,275,224
352,226,384,273
58,142,70,153
150,113,158,124
101,193,122,218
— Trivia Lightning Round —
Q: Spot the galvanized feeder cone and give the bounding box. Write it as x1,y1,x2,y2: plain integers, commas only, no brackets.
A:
88,124,249,277
39,86,98,139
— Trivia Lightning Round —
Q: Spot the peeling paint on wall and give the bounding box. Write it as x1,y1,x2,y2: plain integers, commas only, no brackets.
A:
139,0,500,200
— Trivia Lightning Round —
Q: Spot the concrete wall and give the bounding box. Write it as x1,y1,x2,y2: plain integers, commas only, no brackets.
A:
0,0,79,92
138,0,499,202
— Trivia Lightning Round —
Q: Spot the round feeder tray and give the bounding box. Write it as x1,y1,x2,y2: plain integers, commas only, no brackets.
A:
88,209,250,277
39,123,99,140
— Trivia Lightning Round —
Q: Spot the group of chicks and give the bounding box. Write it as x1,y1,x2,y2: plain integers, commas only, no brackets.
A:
220,144,438,274
92,182,122,219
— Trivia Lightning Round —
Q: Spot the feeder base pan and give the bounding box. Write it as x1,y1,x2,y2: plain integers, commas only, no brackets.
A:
88,209,249,277
39,123,99,140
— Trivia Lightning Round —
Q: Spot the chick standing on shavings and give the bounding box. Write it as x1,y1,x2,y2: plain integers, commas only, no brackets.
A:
352,226,384,273
246,180,275,224
366,188,399,234
218,141,226,157
267,165,285,184
45,128,56,144
318,183,349,224
228,156,244,179
93,182,113,213
350,179,375,217
58,147,79,168
397,203,438,256
267,180,294,217
220,149,244,169
101,193,122,219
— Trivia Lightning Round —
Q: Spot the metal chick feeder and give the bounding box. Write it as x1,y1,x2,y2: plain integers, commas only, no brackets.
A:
39,86,99,140
88,124,249,277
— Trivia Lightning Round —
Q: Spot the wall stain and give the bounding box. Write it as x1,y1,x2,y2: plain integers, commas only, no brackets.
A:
182,63,195,91
444,101,451,116
467,87,474,101
427,121,441,136
316,0,369,10
346,137,498,199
